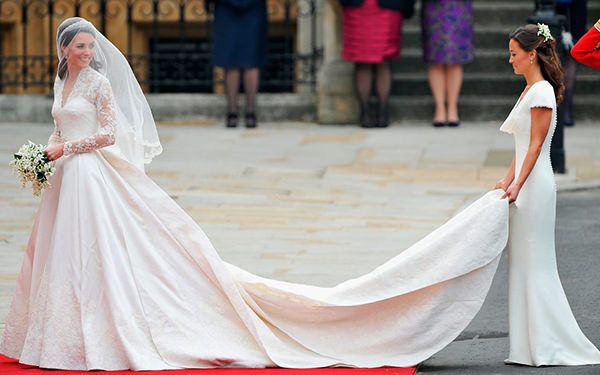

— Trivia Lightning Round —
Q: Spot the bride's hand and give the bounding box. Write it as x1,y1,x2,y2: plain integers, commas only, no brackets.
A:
45,144,64,161
501,183,521,203
494,178,510,191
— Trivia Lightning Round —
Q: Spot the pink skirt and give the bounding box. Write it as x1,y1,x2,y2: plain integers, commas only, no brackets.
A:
342,0,403,63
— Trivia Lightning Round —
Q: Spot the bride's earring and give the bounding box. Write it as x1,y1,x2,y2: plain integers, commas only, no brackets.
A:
529,59,533,65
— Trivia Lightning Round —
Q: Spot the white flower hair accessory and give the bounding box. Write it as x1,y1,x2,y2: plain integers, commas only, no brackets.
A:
537,23,553,42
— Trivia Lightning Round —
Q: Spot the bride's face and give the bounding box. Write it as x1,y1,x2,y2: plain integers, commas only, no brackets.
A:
65,32,96,70
508,39,534,75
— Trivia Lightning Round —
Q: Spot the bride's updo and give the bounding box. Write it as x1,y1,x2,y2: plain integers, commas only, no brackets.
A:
510,24,565,104
57,18,102,80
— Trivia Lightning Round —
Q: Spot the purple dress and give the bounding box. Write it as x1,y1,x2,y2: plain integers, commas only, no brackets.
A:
421,0,474,64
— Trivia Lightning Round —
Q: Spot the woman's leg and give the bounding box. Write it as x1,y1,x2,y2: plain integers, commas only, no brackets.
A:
243,68,260,114
375,60,392,127
446,63,463,126
355,63,373,127
428,64,447,126
225,68,241,127
243,68,260,127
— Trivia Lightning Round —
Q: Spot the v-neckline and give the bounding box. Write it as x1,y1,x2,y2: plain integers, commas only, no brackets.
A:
60,68,84,108
499,80,547,134
514,80,545,109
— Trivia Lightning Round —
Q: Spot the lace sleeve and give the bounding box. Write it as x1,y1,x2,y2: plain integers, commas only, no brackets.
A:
48,121,63,146
63,78,117,156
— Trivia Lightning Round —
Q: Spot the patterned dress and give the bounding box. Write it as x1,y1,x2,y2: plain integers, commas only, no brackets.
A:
421,0,474,65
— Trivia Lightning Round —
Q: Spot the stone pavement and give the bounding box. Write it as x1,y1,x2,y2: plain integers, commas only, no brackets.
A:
0,120,599,354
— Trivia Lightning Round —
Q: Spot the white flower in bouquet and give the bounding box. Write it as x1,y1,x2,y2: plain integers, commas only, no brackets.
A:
10,141,56,196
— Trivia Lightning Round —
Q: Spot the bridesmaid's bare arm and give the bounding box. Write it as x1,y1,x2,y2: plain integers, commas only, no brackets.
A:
501,107,551,202
495,157,516,191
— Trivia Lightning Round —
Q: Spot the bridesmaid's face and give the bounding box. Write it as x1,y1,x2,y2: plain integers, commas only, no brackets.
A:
508,39,534,75
65,32,96,70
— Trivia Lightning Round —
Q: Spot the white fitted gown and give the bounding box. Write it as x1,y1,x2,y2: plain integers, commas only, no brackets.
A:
500,80,600,366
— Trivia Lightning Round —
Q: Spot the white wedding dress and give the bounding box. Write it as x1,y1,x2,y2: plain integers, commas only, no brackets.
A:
0,69,595,371
500,80,600,366
0,66,512,370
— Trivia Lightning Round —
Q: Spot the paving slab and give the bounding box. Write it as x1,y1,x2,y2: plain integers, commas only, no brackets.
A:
0,121,599,373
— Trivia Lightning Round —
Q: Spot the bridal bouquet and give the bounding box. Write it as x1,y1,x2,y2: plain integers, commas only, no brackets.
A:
10,141,56,196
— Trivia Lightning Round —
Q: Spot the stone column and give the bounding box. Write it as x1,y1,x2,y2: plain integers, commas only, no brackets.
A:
317,0,357,124
296,0,323,95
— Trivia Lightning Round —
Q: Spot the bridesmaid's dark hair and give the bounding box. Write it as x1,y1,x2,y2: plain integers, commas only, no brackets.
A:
57,19,100,80
510,24,565,104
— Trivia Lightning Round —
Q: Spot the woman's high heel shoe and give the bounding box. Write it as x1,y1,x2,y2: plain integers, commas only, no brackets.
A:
226,113,238,128
377,105,389,128
245,113,257,128
360,105,375,128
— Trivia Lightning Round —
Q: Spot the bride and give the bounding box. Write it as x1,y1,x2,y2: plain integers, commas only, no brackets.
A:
0,18,598,370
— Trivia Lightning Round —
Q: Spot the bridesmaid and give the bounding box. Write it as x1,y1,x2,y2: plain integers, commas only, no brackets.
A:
571,18,600,69
496,23,600,367
421,0,474,127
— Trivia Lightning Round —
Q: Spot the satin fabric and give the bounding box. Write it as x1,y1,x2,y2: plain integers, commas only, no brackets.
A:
0,147,511,370
0,66,512,370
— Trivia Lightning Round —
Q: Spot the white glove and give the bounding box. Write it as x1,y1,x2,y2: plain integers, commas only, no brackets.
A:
562,30,574,51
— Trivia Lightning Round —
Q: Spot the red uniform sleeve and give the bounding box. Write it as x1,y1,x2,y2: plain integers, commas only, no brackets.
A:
571,20,600,70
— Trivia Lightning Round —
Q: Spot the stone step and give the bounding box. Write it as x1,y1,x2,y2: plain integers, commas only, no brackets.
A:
392,48,600,76
402,25,515,51
391,73,600,96
392,48,515,74
1,92,595,123
400,25,600,51
0,93,317,123
402,15,600,50
387,95,599,122
403,1,600,28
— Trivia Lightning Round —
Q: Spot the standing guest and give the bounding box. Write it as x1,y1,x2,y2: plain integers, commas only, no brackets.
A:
556,0,587,126
571,18,600,69
210,0,268,128
340,0,414,128
421,0,474,127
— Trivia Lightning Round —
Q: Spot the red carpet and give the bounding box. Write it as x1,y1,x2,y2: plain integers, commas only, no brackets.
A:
0,355,416,375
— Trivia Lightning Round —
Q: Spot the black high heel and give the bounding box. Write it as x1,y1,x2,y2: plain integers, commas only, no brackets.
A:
360,105,375,128
377,104,389,128
226,113,238,128
245,113,257,128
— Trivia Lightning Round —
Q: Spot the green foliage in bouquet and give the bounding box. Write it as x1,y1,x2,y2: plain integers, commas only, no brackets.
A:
10,141,56,196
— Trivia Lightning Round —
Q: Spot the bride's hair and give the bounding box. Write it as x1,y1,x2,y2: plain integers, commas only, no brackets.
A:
509,24,565,104
57,19,102,80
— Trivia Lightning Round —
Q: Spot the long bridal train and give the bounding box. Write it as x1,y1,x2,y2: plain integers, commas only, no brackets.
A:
1,146,510,370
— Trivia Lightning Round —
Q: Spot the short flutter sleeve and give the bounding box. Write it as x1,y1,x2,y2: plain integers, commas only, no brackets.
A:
528,82,555,110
